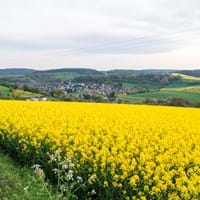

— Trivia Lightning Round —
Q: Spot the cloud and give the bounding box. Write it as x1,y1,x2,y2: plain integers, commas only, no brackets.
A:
0,0,200,69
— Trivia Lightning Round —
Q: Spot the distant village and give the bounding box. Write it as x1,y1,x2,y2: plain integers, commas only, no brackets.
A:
34,81,129,101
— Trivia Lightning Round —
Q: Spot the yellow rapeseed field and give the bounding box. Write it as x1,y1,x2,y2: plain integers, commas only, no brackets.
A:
0,100,199,199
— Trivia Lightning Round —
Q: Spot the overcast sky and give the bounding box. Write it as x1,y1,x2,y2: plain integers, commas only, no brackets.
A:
1,0,200,70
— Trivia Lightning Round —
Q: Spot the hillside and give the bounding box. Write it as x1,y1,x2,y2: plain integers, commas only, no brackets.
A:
0,67,176,77
0,68,36,75
172,73,200,81
0,68,200,106
0,68,177,87
0,84,43,99
34,68,104,75
106,69,175,75
118,72,200,105
177,70,200,77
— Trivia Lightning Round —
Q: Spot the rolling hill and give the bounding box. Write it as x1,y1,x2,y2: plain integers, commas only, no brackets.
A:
172,73,200,81
0,68,200,106
177,70,200,77
0,68,36,75
0,84,43,99
118,72,200,104
34,68,104,75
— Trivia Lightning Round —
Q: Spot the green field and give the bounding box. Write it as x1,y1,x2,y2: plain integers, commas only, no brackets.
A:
172,73,200,82
49,72,81,80
28,72,83,82
0,152,58,200
122,82,137,89
118,73,200,104
161,85,200,93
163,82,194,89
0,85,43,99
119,91,200,103
14,89,43,98
0,85,12,97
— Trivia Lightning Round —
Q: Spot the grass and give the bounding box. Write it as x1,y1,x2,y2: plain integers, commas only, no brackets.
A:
0,85,43,99
32,72,81,82
119,91,200,103
161,79,200,93
119,76,200,103
161,85,200,93
163,82,193,89
0,151,58,200
14,89,43,98
0,85,10,97
117,94,144,103
122,82,137,89
50,72,80,80
172,73,200,82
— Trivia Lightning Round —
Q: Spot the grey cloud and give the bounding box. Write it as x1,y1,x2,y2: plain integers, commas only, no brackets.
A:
0,34,181,55
0,0,200,69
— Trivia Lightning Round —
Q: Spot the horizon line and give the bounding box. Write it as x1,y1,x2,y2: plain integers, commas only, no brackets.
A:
0,66,200,71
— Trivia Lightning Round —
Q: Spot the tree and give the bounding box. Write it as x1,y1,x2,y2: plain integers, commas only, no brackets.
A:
50,89,64,98
9,87,15,98
107,92,116,100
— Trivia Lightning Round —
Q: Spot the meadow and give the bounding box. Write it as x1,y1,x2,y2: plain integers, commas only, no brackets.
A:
0,152,57,200
172,73,200,82
125,91,200,102
119,73,200,104
0,84,43,99
0,100,199,199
